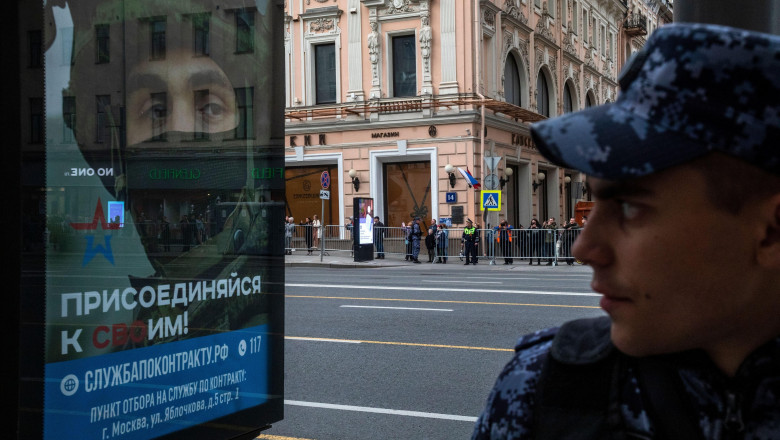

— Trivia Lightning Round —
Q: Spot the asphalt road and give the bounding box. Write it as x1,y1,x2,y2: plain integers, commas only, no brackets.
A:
262,263,604,440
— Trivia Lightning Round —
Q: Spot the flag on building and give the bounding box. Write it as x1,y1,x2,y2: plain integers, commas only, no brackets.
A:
457,167,481,189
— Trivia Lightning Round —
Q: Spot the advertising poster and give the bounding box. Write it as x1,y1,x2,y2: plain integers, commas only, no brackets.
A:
357,198,374,246
30,1,285,439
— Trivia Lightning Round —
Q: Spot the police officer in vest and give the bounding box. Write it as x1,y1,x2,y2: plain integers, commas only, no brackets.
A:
473,23,780,439
463,219,477,265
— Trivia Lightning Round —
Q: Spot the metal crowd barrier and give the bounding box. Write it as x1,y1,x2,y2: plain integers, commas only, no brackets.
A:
283,225,583,265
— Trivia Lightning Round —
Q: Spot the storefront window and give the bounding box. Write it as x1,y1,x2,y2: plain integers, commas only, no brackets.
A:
384,161,431,229
284,165,340,225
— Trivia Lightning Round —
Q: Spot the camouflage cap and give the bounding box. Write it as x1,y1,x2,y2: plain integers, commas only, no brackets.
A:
530,23,780,179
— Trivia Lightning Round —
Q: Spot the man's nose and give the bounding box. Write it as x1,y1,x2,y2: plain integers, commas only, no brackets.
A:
167,99,195,133
572,217,613,267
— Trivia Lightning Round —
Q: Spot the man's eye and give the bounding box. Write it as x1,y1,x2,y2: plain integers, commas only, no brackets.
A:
199,103,225,118
620,201,641,220
149,104,167,120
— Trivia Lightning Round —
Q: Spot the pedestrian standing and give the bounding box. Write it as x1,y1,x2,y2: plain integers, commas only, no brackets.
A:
542,217,557,265
373,216,385,259
425,227,436,262
284,216,295,255
312,214,321,250
436,223,449,263
497,221,513,264
301,217,313,255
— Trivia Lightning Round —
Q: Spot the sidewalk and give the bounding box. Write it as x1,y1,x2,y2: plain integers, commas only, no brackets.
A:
284,249,591,271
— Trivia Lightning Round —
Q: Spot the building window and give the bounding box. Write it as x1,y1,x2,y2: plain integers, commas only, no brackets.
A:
585,93,595,108
194,90,210,139
28,30,42,68
235,87,254,139
504,56,522,107
547,0,556,18
383,161,432,229
63,96,76,143
562,0,567,25
314,43,337,104
193,14,210,56
236,9,254,54
536,73,549,117
95,24,110,63
601,25,606,56
583,9,588,40
573,1,578,33
535,0,541,7
96,95,111,143
149,92,167,141
563,84,573,113
150,18,166,60
30,98,43,144
391,35,417,98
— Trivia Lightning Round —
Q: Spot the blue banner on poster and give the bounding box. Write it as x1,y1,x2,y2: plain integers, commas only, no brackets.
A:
44,324,269,440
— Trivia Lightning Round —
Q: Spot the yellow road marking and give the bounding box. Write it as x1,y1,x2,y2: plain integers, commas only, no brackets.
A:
287,295,599,309
285,336,514,352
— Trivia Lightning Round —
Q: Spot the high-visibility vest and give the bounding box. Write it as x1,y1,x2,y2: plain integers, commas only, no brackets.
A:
496,228,512,242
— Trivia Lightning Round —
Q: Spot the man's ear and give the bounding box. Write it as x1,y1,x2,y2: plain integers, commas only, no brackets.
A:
757,194,780,268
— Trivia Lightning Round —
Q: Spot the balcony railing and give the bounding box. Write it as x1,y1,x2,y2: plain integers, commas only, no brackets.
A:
624,12,647,36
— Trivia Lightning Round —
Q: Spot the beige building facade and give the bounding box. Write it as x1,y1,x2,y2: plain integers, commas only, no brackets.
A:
283,0,670,229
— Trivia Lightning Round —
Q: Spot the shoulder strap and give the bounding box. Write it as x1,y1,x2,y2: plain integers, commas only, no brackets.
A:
635,357,705,440
534,317,623,440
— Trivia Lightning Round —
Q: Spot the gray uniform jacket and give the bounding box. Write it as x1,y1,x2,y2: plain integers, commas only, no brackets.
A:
473,321,780,439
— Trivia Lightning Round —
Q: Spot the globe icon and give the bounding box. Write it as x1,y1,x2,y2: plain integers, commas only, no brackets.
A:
63,378,76,392
60,374,79,396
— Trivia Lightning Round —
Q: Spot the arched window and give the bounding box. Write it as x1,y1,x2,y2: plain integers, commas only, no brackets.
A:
536,72,550,117
585,93,595,108
504,56,522,107
563,83,574,113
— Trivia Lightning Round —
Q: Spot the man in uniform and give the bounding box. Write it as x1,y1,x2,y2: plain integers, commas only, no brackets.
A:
410,216,423,263
463,219,477,265
473,23,780,439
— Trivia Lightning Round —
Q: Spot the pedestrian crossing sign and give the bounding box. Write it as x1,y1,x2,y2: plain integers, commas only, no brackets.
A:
481,190,501,211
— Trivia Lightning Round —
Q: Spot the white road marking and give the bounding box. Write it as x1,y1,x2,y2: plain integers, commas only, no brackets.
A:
286,283,598,297
284,400,478,422
421,280,502,284
285,336,362,344
340,305,453,312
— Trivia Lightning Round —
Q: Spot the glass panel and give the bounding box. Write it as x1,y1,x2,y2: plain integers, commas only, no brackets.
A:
29,2,285,437
284,165,340,226
392,35,417,97
563,84,572,113
384,161,432,230
504,57,522,106
236,9,254,53
95,95,110,142
235,87,254,139
536,73,549,117
95,24,110,63
193,14,209,56
315,43,336,104
151,18,166,60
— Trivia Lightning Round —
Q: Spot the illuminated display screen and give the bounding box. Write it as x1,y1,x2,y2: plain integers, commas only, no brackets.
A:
20,1,286,439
